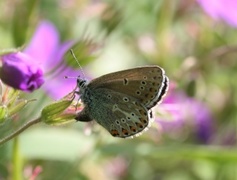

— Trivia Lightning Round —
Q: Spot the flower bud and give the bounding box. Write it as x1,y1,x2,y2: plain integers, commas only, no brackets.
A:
41,93,77,125
0,52,44,92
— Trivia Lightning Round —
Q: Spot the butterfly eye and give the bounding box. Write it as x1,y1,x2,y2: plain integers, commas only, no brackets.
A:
77,79,86,87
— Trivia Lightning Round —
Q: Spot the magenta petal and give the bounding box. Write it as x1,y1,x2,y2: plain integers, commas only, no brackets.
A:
197,0,221,19
189,99,213,143
24,21,60,64
197,0,237,27
42,41,78,99
156,91,213,143
218,1,237,27
43,41,74,71
0,52,44,92
43,67,83,99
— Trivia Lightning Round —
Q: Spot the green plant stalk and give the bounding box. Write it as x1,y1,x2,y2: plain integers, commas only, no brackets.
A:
0,118,41,146
12,137,22,180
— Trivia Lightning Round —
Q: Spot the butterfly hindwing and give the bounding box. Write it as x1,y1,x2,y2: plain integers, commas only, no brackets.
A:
84,88,151,138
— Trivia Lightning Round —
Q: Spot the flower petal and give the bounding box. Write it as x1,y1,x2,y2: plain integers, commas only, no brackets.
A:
40,41,80,99
197,0,237,27
24,21,60,64
0,52,44,92
43,66,83,99
156,90,213,143
43,41,74,71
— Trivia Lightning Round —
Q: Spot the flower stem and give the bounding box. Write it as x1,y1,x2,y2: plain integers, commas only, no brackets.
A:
12,137,22,180
0,117,41,146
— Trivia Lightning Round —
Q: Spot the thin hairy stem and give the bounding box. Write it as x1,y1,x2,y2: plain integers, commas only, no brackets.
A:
0,117,41,146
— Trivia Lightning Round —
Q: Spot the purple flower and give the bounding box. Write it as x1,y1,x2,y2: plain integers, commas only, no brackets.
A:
156,87,213,143
0,52,44,92
197,0,237,27
1,21,82,98
23,21,83,99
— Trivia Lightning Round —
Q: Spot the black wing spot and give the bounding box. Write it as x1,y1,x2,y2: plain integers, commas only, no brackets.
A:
123,78,128,85
136,91,141,95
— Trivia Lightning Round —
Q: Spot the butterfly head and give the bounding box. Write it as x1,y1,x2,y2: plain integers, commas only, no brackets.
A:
76,76,91,107
77,76,87,89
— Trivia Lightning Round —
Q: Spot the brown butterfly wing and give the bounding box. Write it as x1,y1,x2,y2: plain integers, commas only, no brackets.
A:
88,65,168,109
80,88,151,138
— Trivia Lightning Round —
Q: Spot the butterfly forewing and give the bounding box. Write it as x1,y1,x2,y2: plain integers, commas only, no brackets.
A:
88,65,161,86
88,65,168,109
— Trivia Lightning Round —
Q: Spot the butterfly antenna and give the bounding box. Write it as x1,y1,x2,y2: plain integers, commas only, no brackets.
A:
70,49,86,79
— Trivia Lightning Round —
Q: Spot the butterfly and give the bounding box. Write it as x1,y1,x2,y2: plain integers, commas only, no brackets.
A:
75,65,168,138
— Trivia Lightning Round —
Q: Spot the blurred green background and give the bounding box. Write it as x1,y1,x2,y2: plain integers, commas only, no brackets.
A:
0,0,237,179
